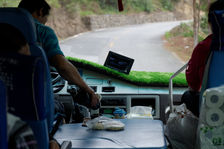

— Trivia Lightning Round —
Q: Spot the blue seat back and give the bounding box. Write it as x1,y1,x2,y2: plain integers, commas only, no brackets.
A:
197,10,224,148
0,54,49,149
206,51,224,88
0,8,54,132
0,8,55,149
200,10,224,102
0,54,45,120
0,80,7,149
207,10,224,88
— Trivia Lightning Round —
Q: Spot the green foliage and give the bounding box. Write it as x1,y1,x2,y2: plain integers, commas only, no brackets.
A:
57,0,155,15
177,19,209,41
0,0,20,7
160,0,173,11
59,0,155,14
178,23,193,37
0,0,60,7
198,35,204,42
160,0,180,11
165,32,172,39
123,0,153,13
183,29,194,37
96,0,118,14
200,0,216,11
172,0,181,2
165,22,208,43
180,23,193,37
200,15,210,35
145,0,153,12
166,23,194,39
47,0,60,8
80,11,95,16
97,0,117,10
0,0,176,14
60,0,80,13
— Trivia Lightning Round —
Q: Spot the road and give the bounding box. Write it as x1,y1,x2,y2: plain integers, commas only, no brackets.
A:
60,21,186,72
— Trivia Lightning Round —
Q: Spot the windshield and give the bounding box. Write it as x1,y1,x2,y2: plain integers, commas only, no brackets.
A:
0,0,209,73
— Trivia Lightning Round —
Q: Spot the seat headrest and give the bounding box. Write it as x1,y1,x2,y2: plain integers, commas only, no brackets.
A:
210,10,224,51
0,8,37,45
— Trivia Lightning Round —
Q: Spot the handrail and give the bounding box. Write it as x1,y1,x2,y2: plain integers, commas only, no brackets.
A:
169,62,188,113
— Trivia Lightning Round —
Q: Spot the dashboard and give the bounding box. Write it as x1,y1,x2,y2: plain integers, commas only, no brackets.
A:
54,68,187,122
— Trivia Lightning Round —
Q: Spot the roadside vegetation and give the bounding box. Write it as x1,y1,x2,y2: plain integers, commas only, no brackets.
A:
60,0,181,15
0,0,181,15
165,19,209,44
164,1,211,62
164,20,210,62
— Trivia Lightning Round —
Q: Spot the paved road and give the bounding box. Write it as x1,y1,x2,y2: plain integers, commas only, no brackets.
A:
60,21,186,72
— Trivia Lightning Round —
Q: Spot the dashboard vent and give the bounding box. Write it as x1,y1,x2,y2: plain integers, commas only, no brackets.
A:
102,86,115,92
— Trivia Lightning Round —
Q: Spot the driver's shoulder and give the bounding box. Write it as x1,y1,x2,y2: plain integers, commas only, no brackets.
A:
35,21,56,40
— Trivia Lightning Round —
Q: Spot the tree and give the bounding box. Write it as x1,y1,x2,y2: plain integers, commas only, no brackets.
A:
193,0,201,47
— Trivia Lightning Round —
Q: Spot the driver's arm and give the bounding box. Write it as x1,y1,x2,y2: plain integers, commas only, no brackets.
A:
49,54,99,106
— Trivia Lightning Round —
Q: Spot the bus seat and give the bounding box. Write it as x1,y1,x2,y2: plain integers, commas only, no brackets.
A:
0,80,7,149
0,53,49,149
196,10,224,149
200,10,224,105
0,8,54,133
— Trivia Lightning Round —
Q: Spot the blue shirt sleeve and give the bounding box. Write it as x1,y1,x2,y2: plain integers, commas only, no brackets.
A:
42,26,64,59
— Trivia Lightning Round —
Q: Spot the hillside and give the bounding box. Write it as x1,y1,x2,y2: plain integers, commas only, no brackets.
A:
164,1,211,63
0,0,193,39
47,0,193,39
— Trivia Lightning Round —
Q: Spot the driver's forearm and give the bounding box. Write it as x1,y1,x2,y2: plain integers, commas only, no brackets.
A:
50,55,94,95
58,61,94,94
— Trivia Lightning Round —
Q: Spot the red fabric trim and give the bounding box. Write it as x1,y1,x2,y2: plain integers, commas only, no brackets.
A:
118,0,123,11
186,34,213,91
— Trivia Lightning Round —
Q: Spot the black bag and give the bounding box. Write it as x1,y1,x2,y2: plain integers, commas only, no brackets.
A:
54,99,65,115
181,90,200,117
72,103,90,123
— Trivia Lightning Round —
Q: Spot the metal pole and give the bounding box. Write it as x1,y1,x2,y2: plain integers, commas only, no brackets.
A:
169,62,188,113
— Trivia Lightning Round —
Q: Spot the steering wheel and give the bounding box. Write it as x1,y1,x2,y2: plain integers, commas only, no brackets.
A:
51,70,65,93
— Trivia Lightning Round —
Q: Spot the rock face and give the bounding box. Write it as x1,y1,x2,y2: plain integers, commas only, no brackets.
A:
84,12,177,30
47,0,193,39
174,0,193,20
46,8,87,40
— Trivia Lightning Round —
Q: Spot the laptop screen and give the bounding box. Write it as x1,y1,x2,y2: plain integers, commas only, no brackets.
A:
104,51,134,74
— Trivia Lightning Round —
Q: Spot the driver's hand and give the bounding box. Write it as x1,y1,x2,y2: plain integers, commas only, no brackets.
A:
90,92,101,108
50,140,60,149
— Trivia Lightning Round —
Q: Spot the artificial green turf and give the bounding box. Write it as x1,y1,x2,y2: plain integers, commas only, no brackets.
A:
67,57,187,87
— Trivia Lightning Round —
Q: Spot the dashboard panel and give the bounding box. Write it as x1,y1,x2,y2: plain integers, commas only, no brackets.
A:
55,68,187,122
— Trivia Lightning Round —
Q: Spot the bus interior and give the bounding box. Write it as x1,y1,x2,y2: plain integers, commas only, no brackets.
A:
0,0,224,149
